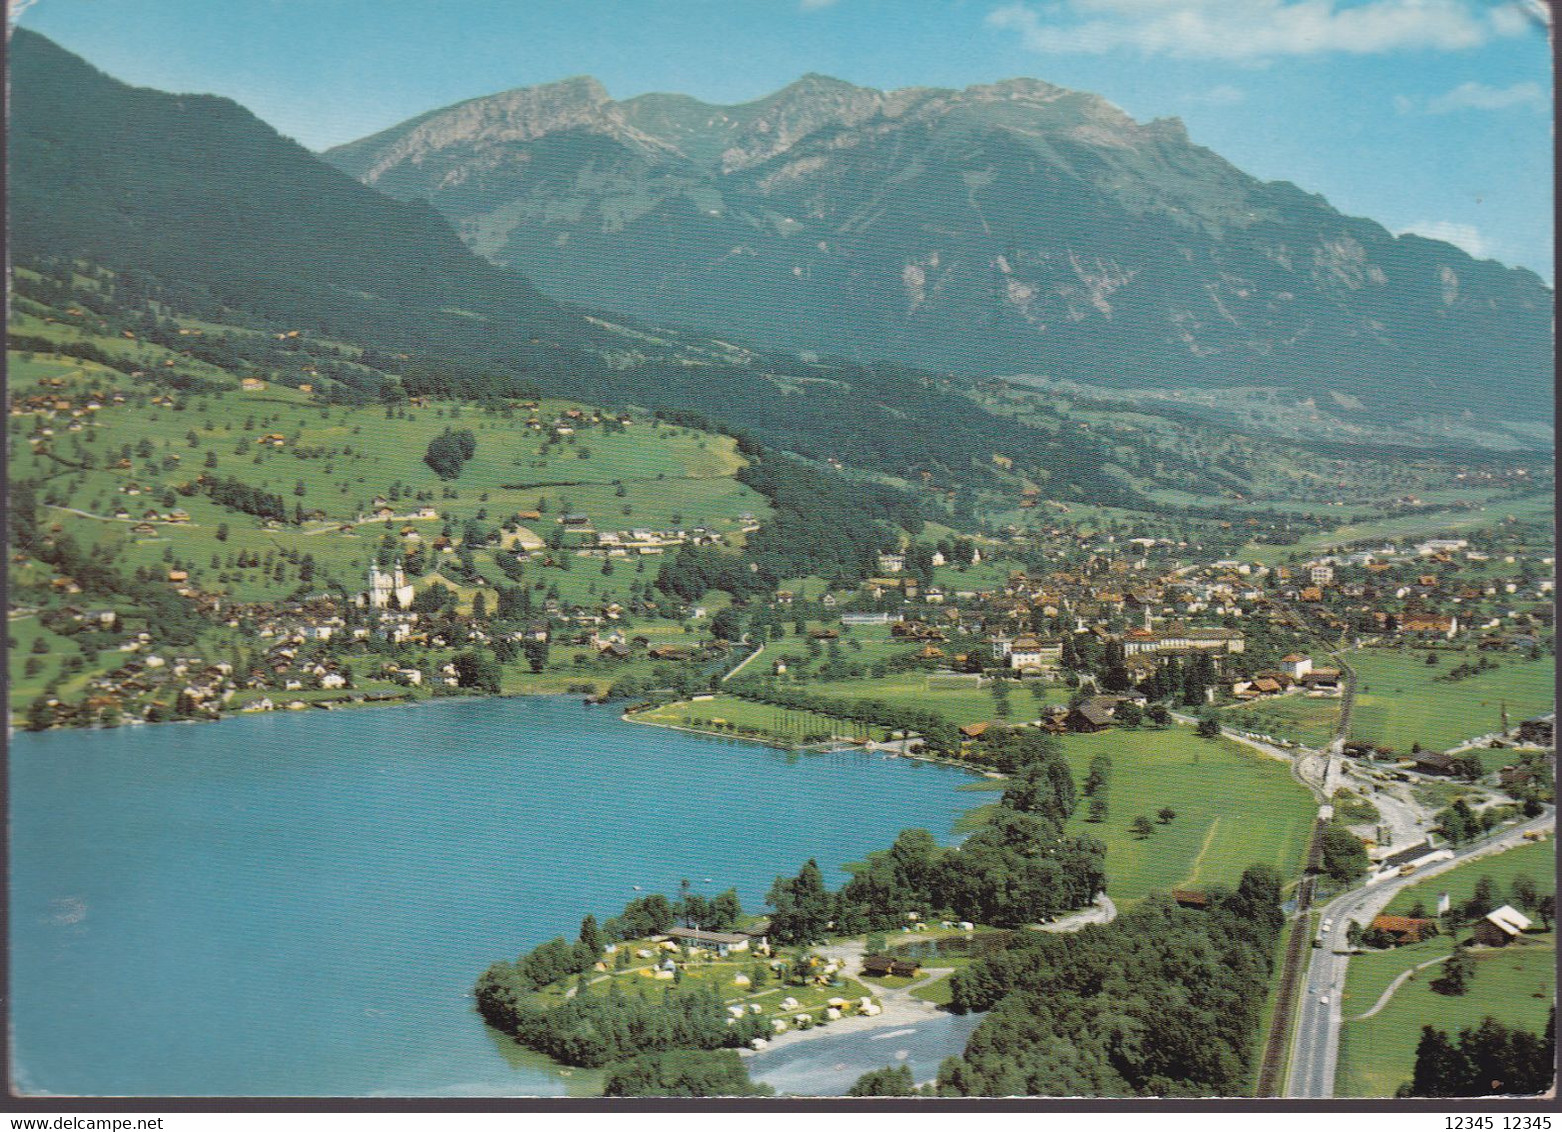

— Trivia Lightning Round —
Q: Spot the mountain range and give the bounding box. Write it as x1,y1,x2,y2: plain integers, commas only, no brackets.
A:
324,72,1553,430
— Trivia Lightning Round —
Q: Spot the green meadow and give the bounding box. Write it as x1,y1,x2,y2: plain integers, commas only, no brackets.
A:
1053,727,1316,904
1348,648,1555,757
1337,936,1554,1098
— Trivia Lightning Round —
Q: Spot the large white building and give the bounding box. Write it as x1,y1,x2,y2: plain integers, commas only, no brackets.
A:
360,562,415,609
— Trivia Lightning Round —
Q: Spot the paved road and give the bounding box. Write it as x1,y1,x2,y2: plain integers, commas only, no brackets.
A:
1285,812,1553,1098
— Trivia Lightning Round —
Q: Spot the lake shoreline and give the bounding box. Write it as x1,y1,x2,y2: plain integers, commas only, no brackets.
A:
11,695,985,1096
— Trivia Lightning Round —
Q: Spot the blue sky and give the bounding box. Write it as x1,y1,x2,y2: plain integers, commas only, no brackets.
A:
14,0,1554,280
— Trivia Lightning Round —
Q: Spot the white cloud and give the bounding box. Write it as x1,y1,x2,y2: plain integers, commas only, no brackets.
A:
1396,220,1490,259
1427,79,1546,112
986,0,1529,60
1186,84,1246,106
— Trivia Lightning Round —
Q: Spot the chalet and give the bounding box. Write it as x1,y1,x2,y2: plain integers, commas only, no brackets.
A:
1399,613,1459,639
1301,668,1342,692
1411,751,1461,777
959,721,992,741
1067,703,1114,733
1472,905,1532,948
1369,915,1439,946
1171,890,1210,910
1499,765,1538,790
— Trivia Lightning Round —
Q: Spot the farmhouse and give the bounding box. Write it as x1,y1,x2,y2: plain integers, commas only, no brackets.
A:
1517,717,1554,747
1369,916,1439,946
1067,703,1114,733
1472,905,1534,947
1411,751,1461,777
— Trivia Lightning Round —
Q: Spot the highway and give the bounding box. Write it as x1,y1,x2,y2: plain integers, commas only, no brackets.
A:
1284,812,1554,1098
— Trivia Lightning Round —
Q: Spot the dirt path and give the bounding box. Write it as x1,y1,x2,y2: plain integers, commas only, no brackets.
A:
1176,819,1223,889
1347,954,1450,1021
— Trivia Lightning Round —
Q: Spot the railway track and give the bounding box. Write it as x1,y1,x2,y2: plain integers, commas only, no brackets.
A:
1254,821,1324,1097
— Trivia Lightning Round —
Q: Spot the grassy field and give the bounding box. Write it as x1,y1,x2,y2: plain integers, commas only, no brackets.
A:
1054,726,1316,904
1337,839,1557,1097
1380,839,1555,920
1238,491,1555,565
1337,935,1554,1098
804,674,1068,728
1222,693,1341,748
635,695,883,745
9,343,767,612
1348,648,1555,756
528,941,880,1034
9,337,782,705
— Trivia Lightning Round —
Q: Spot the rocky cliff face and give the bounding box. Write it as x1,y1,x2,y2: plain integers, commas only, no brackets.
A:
325,74,1553,429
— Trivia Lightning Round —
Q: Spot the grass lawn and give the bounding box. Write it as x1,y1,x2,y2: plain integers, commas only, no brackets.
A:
1222,693,1341,749
1055,726,1316,904
1337,935,1554,1098
909,973,956,1006
636,695,881,744
1380,839,1555,920
536,946,880,1031
1348,648,1555,757
805,674,1068,729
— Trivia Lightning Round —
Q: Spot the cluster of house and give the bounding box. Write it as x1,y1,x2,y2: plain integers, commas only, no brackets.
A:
582,629,730,664
1230,654,1342,700
78,651,239,720
957,694,1143,740
1273,542,1552,639
560,522,735,559
1368,904,1536,949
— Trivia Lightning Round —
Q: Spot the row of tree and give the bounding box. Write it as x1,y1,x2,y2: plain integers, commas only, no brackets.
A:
1402,1013,1554,1097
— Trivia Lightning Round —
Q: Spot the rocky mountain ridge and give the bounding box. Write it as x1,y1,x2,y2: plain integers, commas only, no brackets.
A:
326,72,1553,433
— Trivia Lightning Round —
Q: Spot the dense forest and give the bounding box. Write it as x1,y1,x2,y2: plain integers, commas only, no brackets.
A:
937,867,1286,1096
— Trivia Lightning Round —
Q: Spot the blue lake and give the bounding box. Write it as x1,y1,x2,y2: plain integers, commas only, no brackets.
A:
8,698,979,1096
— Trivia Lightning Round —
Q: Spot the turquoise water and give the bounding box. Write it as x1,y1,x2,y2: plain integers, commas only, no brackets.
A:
8,698,977,1096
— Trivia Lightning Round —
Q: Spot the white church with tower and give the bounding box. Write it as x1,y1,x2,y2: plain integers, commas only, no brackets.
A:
359,561,415,609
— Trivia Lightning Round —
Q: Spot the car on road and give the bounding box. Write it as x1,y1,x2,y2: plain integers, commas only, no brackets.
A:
1319,996,1329,1005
